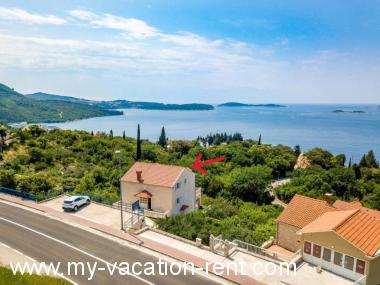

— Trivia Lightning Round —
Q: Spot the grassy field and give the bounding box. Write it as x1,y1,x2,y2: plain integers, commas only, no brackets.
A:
0,266,71,285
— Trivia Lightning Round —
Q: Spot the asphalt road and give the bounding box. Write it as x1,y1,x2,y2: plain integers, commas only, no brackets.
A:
0,202,223,285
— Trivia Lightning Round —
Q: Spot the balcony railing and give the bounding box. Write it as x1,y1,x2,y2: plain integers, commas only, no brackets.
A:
232,239,301,263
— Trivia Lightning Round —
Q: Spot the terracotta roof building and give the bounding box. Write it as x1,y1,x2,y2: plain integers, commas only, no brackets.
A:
276,194,380,285
120,162,200,218
277,194,336,229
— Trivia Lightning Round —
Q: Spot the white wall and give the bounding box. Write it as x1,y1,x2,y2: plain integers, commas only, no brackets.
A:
170,169,196,215
121,181,173,214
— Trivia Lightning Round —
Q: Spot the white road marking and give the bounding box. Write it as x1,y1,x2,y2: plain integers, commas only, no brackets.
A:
0,242,10,248
25,255,35,261
0,216,154,285
13,249,23,256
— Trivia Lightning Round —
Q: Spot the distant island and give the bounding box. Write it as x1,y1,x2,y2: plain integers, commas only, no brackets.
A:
27,92,214,111
333,109,366,114
218,102,286,107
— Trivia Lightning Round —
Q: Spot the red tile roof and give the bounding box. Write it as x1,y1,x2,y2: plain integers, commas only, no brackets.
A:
134,190,152,199
299,210,359,234
336,210,380,256
121,162,187,188
333,200,380,219
277,194,336,228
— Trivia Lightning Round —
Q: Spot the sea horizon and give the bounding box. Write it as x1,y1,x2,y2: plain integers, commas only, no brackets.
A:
42,104,380,162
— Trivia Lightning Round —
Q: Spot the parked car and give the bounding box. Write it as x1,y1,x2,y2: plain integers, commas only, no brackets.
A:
62,195,90,211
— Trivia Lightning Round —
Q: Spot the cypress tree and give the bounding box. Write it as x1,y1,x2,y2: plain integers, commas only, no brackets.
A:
110,129,113,138
366,150,379,168
359,154,367,168
348,157,352,168
158,127,167,148
294,145,301,157
352,163,362,179
258,134,262,145
123,131,126,139
0,125,7,153
136,124,141,160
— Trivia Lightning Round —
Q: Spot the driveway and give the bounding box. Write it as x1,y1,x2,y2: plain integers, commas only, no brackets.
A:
41,195,131,230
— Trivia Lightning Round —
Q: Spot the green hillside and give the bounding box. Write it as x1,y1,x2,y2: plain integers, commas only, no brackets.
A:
0,84,122,124
27,92,215,110
27,92,94,104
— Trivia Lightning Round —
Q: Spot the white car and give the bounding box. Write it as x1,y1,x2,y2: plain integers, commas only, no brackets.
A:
62,195,90,211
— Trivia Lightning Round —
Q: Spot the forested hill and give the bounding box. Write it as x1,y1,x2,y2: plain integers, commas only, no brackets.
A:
0,84,122,124
27,92,215,110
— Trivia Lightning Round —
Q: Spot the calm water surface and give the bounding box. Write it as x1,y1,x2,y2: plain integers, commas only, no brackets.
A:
43,105,380,162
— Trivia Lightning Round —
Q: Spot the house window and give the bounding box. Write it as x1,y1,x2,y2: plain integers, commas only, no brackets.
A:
304,241,312,255
176,182,181,189
344,255,354,271
312,244,321,258
356,259,365,275
334,252,343,267
140,198,149,204
322,248,332,262
176,197,180,204
184,178,187,184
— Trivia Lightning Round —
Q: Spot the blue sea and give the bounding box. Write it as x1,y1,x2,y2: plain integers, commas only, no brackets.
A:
43,104,380,162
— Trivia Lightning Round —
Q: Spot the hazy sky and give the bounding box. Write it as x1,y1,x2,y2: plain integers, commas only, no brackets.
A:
0,0,380,103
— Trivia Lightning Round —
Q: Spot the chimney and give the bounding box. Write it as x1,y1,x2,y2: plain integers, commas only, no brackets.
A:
325,193,333,205
136,170,143,183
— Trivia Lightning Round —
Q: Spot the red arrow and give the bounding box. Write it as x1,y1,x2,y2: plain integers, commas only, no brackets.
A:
192,153,224,175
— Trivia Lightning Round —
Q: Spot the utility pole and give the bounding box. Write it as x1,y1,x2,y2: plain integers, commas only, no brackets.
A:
115,150,124,231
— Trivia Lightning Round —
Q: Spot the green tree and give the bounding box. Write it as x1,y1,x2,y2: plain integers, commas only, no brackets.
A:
359,154,367,168
294,145,301,157
225,166,273,204
335,154,346,166
29,125,46,137
158,126,167,148
16,174,52,195
77,172,97,194
366,150,378,168
110,130,113,138
352,163,362,179
258,134,262,145
0,169,16,188
0,125,7,153
123,131,126,139
136,124,141,160
362,184,380,210
304,148,334,169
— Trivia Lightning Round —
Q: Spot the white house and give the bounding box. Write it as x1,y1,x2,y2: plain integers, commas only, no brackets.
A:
120,162,200,217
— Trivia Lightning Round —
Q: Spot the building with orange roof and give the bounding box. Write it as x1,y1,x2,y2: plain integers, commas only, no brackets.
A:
276,194,336,252
276,194,380,284
333,199,380,219
120,162,199,217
